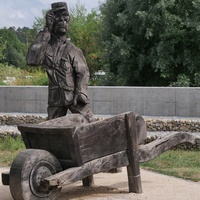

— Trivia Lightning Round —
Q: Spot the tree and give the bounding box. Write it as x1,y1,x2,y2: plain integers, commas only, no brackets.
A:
100,0,200,86
16,27,38,52
0,28,26,68
0,36,6,60
33,9,48,32
68,2,102,79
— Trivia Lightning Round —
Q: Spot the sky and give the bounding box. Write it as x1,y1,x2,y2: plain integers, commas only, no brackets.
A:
0,0,104,28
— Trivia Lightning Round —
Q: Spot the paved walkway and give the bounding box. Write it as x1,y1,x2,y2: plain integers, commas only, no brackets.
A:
1,167,200,200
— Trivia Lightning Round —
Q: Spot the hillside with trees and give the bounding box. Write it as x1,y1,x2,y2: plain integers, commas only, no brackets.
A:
1,0,200,87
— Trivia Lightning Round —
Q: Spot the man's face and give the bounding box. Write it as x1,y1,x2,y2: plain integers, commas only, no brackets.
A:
53,9,70,36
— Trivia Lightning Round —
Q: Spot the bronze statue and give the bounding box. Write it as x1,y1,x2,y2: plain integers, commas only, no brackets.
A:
26,2,94,122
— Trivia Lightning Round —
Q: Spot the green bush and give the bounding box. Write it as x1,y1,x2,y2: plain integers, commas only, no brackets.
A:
31,70,48,85
169,74,191,87
0,64,22,84
0,64,48,86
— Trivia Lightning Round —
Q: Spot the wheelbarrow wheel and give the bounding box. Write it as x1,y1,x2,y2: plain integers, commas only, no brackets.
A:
9,149,62,200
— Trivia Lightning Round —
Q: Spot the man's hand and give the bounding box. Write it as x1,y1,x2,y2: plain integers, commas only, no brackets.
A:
73,92,89,107
46,9,54,32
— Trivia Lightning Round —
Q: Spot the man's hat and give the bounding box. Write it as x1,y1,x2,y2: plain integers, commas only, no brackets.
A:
51,2,68,12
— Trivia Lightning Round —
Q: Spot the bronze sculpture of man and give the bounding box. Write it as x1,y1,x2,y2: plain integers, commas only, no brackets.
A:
26,2,94,122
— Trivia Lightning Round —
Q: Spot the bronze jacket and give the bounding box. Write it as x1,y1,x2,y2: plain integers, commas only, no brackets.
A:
26,31,90,107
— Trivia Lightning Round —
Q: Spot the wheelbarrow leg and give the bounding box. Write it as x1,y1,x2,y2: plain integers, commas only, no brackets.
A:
82,175,94,186
125,112,142,193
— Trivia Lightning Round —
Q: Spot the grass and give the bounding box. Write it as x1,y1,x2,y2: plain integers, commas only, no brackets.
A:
0,135,25,166
141,150,200,182
0,135,200,182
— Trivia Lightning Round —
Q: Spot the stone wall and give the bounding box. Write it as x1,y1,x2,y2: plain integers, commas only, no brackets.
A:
1,114,200,132
146,117,200,132
1,114,200,150
0,114,47,125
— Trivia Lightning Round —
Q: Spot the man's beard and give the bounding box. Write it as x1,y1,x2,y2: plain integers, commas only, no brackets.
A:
53,22,68,36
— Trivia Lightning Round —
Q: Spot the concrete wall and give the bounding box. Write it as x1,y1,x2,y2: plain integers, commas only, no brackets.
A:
0,86,47,114
1,86,200,117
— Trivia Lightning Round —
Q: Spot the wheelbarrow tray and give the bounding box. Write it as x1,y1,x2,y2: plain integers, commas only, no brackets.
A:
18,113,129,169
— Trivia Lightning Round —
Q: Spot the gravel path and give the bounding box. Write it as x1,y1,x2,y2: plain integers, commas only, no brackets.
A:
1,167,200,200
